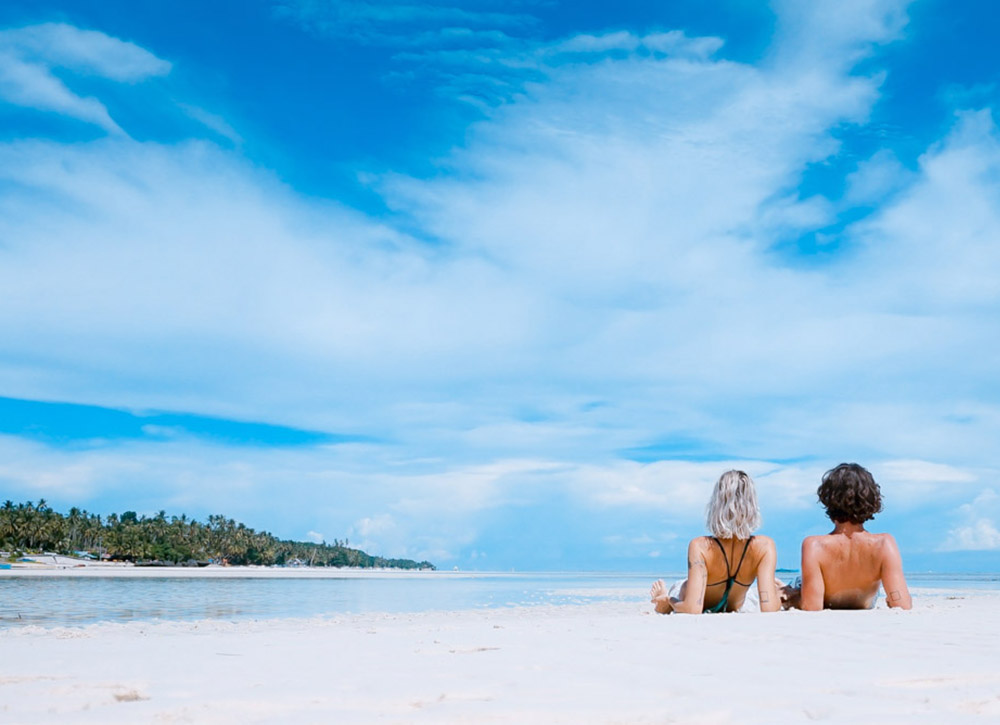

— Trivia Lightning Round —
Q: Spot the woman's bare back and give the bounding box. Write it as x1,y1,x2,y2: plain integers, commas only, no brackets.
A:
651,536,779,614
697,536,762,611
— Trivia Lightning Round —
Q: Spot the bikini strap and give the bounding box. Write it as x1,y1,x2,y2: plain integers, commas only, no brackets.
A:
732,536,754,578
711,536,732,577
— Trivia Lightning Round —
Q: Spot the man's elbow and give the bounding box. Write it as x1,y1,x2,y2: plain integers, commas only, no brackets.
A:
885,587,912,610
799,595,823,611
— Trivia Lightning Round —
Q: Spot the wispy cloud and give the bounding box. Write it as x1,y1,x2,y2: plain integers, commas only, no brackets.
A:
177,103,243,146
2,0,999,567
0,23,170,134
272,0,538,42
274,0,724,109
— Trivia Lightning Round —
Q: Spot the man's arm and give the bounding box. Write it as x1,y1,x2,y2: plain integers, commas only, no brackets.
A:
799,537,825,611
880,534,912,610
755,537,780,613
672,538,709,614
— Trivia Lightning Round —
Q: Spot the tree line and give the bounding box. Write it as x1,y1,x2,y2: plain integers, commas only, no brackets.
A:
0,500,434,569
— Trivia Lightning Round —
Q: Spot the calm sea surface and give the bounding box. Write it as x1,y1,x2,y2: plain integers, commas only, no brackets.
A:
0,571,996,628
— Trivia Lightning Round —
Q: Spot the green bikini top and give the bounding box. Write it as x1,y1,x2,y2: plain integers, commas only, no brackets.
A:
704,536,754,613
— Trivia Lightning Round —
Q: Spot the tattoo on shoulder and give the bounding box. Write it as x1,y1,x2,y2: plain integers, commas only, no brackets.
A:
688,559,706,569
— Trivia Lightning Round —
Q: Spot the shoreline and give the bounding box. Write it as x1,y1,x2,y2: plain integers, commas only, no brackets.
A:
0,562,679,579
0,564,446,578
0,584,989,628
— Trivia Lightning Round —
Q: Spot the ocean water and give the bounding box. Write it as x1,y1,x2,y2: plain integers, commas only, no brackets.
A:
0,571,996,628
0,571,655,628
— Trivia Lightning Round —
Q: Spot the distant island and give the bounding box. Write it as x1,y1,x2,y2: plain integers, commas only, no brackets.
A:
0,500,434,570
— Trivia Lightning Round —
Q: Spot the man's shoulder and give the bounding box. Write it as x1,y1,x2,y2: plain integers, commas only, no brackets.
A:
800,535,835,563
869,532,901,555
801,534,825,549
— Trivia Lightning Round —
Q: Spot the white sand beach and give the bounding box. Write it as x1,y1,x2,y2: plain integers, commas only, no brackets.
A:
1,580,998,724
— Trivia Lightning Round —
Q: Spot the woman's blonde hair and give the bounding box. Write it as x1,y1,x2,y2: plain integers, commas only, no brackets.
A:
705,470,761,539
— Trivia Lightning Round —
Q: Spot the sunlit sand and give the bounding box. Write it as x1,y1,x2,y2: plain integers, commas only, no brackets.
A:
0,587,996,723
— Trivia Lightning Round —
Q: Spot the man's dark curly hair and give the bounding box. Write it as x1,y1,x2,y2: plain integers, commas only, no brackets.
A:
817,463,883,524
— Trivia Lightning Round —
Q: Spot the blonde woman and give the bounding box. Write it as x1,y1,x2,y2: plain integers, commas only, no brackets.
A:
650,470,780,614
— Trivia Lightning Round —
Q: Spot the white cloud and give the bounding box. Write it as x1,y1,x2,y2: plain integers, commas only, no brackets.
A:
3,2,995,472
541,29,725,59
0,432,818,559
1,23,170,81
851,110,1000,311
644,31,723,57
552,31,641,54
844,149,913,205
878,459,977,485
273,0,535,46
0,49,123,133
305,530,325,544
0,23,170,134
351,514,395,537
3,2,1000,565
277,0,728,109
178,103,243,145
940,520,1000,551
771,0,912,66
0,426,987,566
940,490,1000,551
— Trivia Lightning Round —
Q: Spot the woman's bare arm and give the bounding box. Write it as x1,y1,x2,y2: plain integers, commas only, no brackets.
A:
755,536,780,613
672,538,709,614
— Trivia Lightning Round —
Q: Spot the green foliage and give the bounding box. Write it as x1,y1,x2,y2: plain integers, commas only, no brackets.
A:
0,500,434,570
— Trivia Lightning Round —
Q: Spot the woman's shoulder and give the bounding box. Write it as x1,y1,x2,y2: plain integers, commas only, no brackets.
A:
751,534,776,550
691,535,771,552
687,535,716,552
747,535,776,559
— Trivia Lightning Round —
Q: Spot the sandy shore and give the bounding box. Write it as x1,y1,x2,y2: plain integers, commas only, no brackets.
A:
0,588,997,724
0,561,443,578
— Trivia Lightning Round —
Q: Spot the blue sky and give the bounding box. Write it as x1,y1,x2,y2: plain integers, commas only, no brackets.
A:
1,0,999,571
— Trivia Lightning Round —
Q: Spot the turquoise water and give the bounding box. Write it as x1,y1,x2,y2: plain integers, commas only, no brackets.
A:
0,571,996,628
0,572,651,628
906,572,1000,589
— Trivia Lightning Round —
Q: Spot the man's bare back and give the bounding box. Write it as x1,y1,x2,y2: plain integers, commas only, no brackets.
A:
786,463,912,611
798,523,911,610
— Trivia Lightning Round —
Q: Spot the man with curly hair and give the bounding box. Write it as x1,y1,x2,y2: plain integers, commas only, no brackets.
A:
784,463,911,610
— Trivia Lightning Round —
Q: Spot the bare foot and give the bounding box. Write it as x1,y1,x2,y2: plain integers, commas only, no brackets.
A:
650,579,674,614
